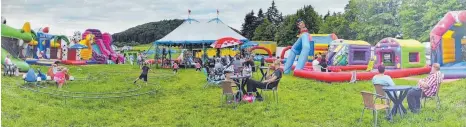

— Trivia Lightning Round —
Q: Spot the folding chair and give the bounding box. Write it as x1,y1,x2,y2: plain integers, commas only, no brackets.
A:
359,91,390,127
220,81,238,108
421,73,444,109
203,68,220,88
260,78,281,103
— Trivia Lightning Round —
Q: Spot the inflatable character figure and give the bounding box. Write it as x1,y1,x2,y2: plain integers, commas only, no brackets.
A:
283,19,314,74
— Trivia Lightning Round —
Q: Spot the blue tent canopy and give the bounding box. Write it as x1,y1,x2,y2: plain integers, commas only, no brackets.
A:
241,41,258,48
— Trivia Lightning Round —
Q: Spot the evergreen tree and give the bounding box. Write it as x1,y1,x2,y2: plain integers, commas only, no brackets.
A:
240,10,257,39
295,5,322,34
323,11,331,20
258,8,264,19
265,0,282,25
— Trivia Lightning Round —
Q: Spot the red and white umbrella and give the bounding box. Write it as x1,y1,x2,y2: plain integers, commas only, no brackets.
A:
210,37,242,48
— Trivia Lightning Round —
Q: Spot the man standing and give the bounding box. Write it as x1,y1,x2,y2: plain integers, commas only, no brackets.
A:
407,63,443,113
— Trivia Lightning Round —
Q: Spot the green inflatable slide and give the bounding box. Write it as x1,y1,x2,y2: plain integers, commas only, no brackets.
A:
1,24,32,71
1,48,30,72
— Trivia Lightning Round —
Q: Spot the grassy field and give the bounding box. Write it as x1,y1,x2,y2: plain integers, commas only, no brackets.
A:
2,64,466,126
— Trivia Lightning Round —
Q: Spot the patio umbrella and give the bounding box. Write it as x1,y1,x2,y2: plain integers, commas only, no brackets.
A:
210,37,242,49
69,44,88,49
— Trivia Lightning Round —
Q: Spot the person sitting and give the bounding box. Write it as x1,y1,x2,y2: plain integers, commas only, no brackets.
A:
407,63,442,113
319,56,329,72
245,62,282,101
3,55,17,75
243,57,255,72
312,55,320,72
371,65,395,87
54,67,66,88
4,54,12,66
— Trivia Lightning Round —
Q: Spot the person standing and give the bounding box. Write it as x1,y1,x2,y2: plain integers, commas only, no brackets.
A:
133,62,151,85
173,62,179,74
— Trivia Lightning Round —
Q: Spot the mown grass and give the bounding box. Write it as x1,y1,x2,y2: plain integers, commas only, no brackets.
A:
2,64,466,126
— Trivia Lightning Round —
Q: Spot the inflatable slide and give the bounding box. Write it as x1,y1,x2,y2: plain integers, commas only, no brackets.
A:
1,23,32,71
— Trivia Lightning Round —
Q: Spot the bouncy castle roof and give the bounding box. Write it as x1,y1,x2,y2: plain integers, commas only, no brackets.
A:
377,37,423,48
154,18,248,46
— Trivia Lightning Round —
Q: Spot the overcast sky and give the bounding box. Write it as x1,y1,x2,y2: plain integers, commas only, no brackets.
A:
2,0,349,36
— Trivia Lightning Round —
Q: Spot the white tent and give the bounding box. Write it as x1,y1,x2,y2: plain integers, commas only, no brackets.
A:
155,18,248,46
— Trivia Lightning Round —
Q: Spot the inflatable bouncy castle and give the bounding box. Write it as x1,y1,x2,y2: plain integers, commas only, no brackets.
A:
268,33,337,64
430,10,466,79
374,38,426,69
327,39,371,66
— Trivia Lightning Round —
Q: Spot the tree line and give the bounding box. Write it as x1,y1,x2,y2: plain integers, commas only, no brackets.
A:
241,0,466,46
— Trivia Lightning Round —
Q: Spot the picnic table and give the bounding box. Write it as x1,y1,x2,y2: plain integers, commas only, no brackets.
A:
383,85,412,120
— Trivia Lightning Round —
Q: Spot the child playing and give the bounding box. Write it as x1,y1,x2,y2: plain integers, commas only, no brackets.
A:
173,62,179,74
54,68,66,88
134,62,150,85
195,62,201,72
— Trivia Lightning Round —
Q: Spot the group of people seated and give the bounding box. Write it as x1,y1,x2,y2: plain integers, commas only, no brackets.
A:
3,55,18,76
371,63,443,113
204,54,256,80
312,53,329,72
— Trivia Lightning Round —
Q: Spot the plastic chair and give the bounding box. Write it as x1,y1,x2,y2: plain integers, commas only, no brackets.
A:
260,78,280,103
359,91,390,127
220,81,237,108
421,73,444,109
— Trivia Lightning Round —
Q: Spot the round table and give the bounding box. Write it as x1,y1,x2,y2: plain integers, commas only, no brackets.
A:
383,85,412,119
229,74,251,99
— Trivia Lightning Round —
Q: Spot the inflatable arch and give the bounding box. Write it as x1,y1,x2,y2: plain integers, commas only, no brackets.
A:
250,46,273,58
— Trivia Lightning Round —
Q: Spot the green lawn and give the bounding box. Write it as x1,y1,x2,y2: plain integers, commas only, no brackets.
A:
2,64,466,126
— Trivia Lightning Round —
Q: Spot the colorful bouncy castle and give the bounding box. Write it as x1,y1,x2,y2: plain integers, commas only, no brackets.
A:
327,39,371,66
266,33,337,63
374,38,426,69
311,34,338,55
430,10,466,79
293,38,430,82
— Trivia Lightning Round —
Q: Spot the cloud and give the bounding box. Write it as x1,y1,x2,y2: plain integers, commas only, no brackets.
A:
1,0,349,36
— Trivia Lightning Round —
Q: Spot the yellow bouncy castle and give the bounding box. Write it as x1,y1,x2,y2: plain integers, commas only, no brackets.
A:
79,33,94,60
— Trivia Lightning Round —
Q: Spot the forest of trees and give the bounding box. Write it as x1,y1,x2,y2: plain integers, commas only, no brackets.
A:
113,0,465,47
241,0,466,46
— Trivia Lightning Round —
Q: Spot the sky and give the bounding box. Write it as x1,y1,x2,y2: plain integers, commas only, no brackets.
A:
1,0,349,36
